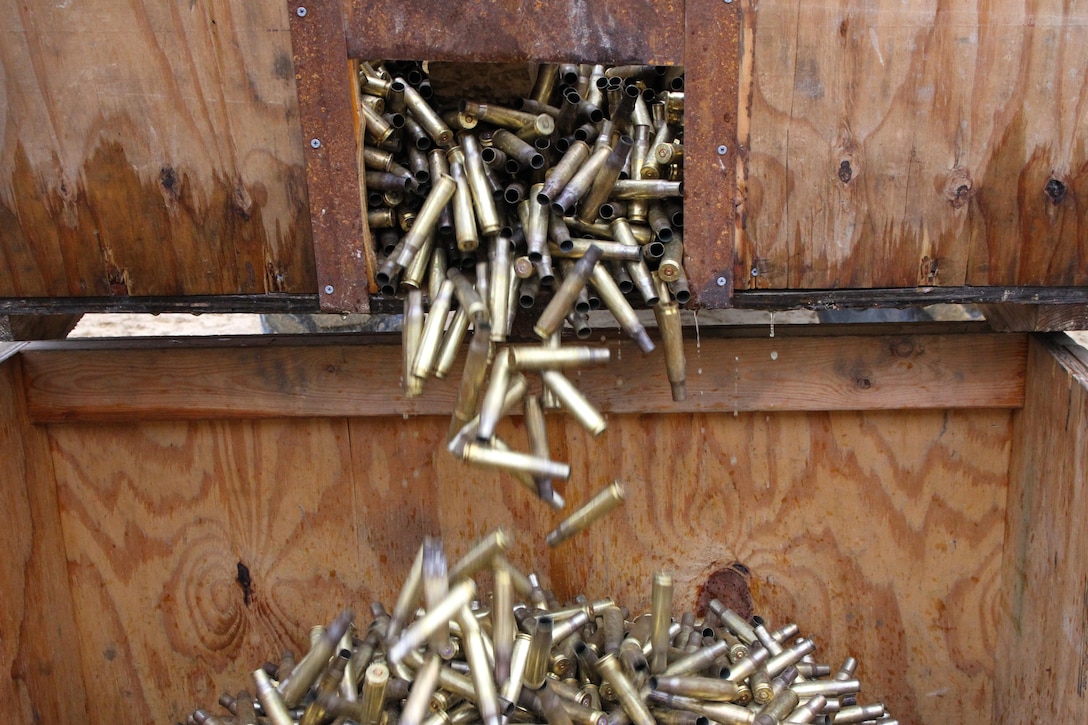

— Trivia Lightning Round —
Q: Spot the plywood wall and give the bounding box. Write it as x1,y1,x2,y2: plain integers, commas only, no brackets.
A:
0,1,314,297
997,336,1088,723
31,405,1009,724
737,0,1088,290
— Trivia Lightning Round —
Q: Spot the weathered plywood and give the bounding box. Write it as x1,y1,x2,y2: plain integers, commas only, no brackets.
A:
0,355,89,723
43,406,1011,724
48,417,362,723
996,335,1088,723
0,0,315,298
738,1,1088,291
19,332,1027,422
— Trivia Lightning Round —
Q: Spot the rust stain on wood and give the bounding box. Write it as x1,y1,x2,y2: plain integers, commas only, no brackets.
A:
695,562,753,620
345,0,683,64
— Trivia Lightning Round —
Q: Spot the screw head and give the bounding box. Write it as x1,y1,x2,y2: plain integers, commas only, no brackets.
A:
310,138,321,149
296,6,307,17
324,285,335,294
717,145,728,155
716,276,727,287
751,267,760,277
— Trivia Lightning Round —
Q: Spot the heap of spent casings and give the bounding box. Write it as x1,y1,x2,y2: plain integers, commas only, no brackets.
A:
359,61,688,508
186,532,897,725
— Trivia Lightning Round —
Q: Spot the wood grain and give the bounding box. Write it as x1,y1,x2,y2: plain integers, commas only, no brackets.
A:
982,303,1088,333
47,417,364,723
996,335,1088,723
19,332,1027,423
738,1,1088,291
40,405,1011,724
0,357,89,723
0,0,315,297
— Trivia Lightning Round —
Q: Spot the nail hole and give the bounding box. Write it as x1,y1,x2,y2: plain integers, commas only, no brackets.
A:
1045,178,1067,204
838,160,853,183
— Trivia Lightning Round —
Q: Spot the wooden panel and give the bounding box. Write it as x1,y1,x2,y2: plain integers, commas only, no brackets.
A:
0,0,315,298
20,332,1027,422
42,406,1011,723
996,335,1088,723
47,417,363,723
982,303,1088,333
738,1,1088,291
0,356,89,723
345,0,683,64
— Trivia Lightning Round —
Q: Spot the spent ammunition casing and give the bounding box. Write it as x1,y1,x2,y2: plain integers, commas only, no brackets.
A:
449,323,492,439
394,174,456,272
649,709,704,725
369,207,397,229
751,687,799,725
658,233,684,283
387,579,476,666
401,231,435,291
361,73,392,98
564,218,653,244
594,653,654,725
505,180,529,204
523,395,554,502
531,63,559,104
504,633,533,714
490,235,513,342
834,657,858,681
492,129,545,171
709,603,757,645
549,211,575,254
783,695,827,725
447,268,489,325
449,528,511,582
535,679,575,725
400,654,442,725
510,346,611,370
362,101,396,145
539,141,592,205
366,171,410,194
611,218,658,304
523,615,554,690
403,289,425,397
653,297,686,402
514,255,536,279
649,573,673,675
578,135,633,223
794,662,832,679
354,662,390,725
650,675,741,702
476,348,512,442
567,310,592,339
448,372,529,458
400,80,453,146
278,610,353,707
434,308,470,381
826,703,885,723
609,180,682,200
647,693,753,725
723,646,770,684
254,669,294,725
534,244,602,339
589,264,654,354
541,369,606,436
300,652,350,725
457,137,501,235
609,83,639,132
456,604,502,725
449,161,480,253
403,116,432,151
462,102,550,136
789,678,859,698
662,639,729,676
551,144,611,215
750,668,774,705
647,204,674,242
551,239,642,262
642,125,674,180
515,114,556,141
765,639,815,678
413,279,455,380
546,481,626,547
422,538,454,659
493,566,516,684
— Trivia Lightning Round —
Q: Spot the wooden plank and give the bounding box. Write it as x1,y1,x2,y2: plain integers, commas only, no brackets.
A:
0,357,89,723
20,332,1027,423
41,406,1011,723
735,285,1088,310
739,1,1088,291
0,0,315,298
996,335,1088,723
47,417,364,724
982,304,1088,333
3,314,82,341
344,0,683,64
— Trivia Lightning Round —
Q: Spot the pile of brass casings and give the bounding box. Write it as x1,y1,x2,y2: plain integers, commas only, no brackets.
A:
359,61,688,510
186,534,896,725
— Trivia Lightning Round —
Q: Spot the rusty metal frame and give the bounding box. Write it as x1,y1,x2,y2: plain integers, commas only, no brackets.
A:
288,0,371,313
288,0,743,310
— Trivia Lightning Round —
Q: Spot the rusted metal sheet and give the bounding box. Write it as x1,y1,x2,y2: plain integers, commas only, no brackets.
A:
683,0,741,307
289,0,371,313
345,0,684,65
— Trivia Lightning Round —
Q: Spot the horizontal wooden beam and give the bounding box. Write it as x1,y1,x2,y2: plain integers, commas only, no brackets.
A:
734,287,1088,310
20,332,1027,423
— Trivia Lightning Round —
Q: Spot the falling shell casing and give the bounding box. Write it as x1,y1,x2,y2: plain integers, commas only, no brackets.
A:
402,289,425,398
493,566,516,685
278,610,354,707
650,573,674,675
387,579,477,666
358,662,390,725
422,538,454,659
412,279,455,380
462,441,572,481
533,244,603,340
523,615,554,690
253,669,294,725
434,308,471,380
449,323,492,439
541,369,606,437
653,298,687,402
449,528,511,582
546,481,626,547
399,654,442,725
589,264,654,354
509,346,611,371
476,348,513,442
523,395,554,503
457,605,503,725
